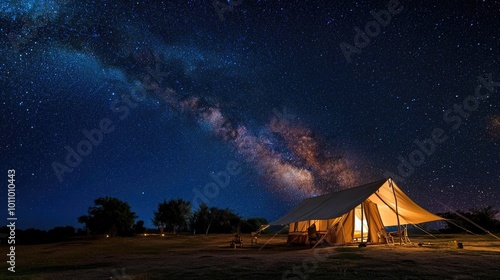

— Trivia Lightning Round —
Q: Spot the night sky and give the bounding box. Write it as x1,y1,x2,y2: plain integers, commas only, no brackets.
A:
1,0,499,230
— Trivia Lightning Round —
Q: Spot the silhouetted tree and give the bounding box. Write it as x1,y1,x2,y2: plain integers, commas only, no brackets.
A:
211,208,241,233
191,203,212,234
469,206,500,230
191,204,241,234
438,206,500,233
78,197,137,236
152,198,191,234
133,220,147,234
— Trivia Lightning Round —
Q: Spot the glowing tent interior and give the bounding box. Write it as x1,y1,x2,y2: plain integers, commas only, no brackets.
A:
269,178,444,245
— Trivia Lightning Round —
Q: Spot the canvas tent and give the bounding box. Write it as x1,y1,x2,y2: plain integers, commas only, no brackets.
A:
270,178,443,245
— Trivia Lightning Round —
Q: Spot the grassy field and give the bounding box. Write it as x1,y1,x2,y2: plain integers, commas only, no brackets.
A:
1,233,500,279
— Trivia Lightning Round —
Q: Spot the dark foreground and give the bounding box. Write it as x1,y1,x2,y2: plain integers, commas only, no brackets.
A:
1,234,499,279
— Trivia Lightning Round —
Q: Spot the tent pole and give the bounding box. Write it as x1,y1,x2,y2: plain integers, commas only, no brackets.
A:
360,203,364,243
389,178,402,245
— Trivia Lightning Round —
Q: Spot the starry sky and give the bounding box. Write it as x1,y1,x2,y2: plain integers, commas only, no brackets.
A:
1,0,499,230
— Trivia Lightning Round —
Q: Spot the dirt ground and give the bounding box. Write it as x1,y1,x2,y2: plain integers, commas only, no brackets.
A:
1,234,500,279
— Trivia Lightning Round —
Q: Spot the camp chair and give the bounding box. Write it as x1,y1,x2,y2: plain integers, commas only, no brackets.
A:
251,232,259,246
392,226,412,244
377,228,394,245
388,226,412,244
230,234,243,248
402,226,412,244
307,224,320,248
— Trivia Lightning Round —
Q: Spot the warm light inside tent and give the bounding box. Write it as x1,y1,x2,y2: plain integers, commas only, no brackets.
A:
354,205,368,241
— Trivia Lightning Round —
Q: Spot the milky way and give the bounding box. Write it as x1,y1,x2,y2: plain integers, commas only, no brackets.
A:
121,47,359,199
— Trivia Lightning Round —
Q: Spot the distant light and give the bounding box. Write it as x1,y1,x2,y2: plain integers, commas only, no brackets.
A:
106,234,109,238
161,233,165,237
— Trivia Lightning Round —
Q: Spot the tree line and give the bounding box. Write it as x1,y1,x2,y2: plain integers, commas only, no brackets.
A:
0,196,268,244
77,196,268,237
438,206,500,234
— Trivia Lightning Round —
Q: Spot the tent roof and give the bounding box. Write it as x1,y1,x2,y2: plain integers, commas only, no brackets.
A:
270,178,443,226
